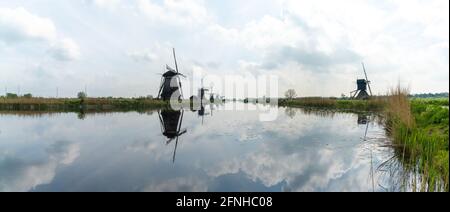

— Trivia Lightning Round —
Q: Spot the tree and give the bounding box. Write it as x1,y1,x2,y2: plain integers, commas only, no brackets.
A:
23,93,32,98
77,92,87,99
285,89,297,100
6,93,18,98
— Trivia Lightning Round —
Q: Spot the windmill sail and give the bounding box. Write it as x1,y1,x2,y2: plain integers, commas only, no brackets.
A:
362,63,373,96
173,48,179,73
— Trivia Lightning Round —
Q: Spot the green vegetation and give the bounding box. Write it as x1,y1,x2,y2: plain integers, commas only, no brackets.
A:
0,96,168,112
77,92,87,99
279,90,449,191
279,97,386,112
385,87,449,192
6,93,18,98
410,92,449,99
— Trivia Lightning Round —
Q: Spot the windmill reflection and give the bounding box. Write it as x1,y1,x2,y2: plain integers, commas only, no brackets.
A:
358,113,375,192
358,114,369,125
190,101,215,125
158,109,187,163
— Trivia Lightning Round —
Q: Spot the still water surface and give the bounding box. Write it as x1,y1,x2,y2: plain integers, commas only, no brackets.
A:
0,103,402,192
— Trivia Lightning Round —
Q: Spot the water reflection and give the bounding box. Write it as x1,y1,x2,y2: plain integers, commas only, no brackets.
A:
285,107,296,119
0,104,411,192
158,110,187,163
358,114,369,125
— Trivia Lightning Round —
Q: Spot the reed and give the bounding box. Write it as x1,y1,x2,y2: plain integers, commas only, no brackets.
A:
384,85,449,191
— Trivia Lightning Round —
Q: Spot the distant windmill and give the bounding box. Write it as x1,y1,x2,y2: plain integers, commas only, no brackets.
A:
351,63,373,100
157,48,186,101
198,78,210,104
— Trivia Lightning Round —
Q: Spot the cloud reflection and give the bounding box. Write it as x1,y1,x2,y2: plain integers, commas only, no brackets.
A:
0,140,80,192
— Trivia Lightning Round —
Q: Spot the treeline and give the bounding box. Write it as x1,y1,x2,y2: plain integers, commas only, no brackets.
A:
409,92,449,99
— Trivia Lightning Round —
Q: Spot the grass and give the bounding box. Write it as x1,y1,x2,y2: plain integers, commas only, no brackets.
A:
278,91,449,192
0,97,168,111
279,97,386,112
385,86,449,192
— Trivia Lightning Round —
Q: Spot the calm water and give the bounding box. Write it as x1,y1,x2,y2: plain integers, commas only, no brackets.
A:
0,103,402,192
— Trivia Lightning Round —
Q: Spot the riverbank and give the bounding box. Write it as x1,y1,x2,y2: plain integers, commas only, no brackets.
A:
278,94,449,191
0,97,168,111
385,88,449,191
278,97,387,112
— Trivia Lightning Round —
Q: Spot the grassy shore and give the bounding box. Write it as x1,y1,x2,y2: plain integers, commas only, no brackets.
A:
279,97,387,112
278,93,449,191
385,87,449,191
0,97,168,111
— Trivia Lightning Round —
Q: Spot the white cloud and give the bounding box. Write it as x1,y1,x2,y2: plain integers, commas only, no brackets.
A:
0,7,56,42
142,176,208,192
137,0,210,27
92,0,122,10
0,0,447,97
126,50,158,62
0,140,80,192
0,7,80,61
49,38,81,61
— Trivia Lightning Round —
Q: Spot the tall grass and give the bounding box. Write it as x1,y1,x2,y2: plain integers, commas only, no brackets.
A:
385,85,414,130
384,85,449,192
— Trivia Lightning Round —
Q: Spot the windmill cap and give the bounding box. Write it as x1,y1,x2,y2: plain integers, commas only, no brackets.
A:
163,70,180,77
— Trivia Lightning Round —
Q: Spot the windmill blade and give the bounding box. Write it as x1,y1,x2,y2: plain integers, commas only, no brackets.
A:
172,136,179,163
367,83,373,96
175,76,184,100
158,111,164,134
157,77,164,99
362,62,373,96
166,65,175,72
178,110,184,132
173,48,179,73
362,62,369,81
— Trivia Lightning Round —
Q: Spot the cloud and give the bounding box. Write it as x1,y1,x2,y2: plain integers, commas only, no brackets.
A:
0,7,56,43
137,0,210,27
141,176,208,192
0,1,448,97
49,38,81,61
126,50,158,63
92,0,122,10
0,140,80,192
0,7,80,61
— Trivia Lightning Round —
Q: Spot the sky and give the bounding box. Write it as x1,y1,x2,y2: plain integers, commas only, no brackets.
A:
0,0,448,98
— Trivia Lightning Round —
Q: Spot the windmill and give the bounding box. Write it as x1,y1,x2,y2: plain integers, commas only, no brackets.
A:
351,63,373,100
157,48,186,101
198,78,210,104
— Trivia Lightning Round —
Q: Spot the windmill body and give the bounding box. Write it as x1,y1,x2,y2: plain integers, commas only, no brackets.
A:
351,63,373,100
159,69,182,101
157,49,185,101
354,79,370,99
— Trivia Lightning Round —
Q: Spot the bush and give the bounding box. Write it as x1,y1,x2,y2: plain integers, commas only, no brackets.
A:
6,93,18,98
